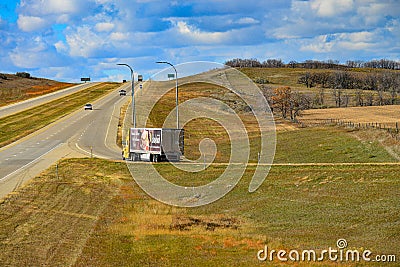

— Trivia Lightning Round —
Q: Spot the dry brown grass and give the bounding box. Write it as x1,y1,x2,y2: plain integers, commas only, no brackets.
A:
145,82,264,162
0,73,75,106
0,159,127,267
116,100,130,148
301,105,400,128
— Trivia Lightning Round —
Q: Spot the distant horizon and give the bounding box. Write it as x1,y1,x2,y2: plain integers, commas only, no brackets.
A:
1,56,400,83
1,0,399,83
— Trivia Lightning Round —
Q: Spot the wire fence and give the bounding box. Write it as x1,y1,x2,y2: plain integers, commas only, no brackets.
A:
297,118,400,141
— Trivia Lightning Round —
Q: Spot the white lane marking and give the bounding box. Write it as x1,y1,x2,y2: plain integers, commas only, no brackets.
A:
0,143,64,182
104,103,117,151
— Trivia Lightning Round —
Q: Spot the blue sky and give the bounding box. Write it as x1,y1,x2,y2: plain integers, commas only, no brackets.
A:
0,0,399,82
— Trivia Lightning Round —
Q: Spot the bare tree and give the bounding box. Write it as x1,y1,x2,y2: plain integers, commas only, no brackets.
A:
271,87,310,121
288,60,297,68
365,92,374,106
332,88,342,107
289,92,311,121
261,85,274,111
354,90,364,106
380,71,399,104
313,87,325,107
298,72,314,88
342,93,350,107
271,87,292,119
262,59,284,68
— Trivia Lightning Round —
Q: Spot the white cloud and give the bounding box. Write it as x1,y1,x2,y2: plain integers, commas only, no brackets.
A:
54,41,68,53
2,0,400,82
95,22,115,32
174,21,227,44
109,32,129,41
356,1,400,25
9,37,65,68
17,15,48,32
19,0,84,16
301,35,335,53
342,31,375,43
44,0,80,14
66,26,108,57
310,0,354,17
56,14,71,24
34,66,86,82
10,50,45,68
385,19,400,38
237,17,259,25
300,30,377,53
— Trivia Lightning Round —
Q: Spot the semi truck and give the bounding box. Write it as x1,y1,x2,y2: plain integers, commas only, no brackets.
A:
122,128,184,162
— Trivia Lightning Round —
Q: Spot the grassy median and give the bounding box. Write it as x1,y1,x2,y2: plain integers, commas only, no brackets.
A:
0,82,120,147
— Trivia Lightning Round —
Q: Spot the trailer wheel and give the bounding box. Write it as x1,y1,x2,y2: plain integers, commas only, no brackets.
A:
149,154,153,162
131,153,139,161
135,153,140,161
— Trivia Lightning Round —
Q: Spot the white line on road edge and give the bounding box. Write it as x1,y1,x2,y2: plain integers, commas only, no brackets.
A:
105,100,118,152
75,143,108,159
0,143,64,182
104,95,127,153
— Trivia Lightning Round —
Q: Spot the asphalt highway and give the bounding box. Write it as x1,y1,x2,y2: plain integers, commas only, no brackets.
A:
0,82,100,118
0,82,132,198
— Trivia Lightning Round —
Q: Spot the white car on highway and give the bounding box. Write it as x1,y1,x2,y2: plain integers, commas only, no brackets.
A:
84,103,93,110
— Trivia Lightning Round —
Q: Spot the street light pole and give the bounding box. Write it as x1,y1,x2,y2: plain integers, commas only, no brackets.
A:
156,61,179,129
117,63,136,128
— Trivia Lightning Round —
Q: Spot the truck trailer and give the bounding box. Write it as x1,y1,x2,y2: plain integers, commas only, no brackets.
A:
123,128,184,162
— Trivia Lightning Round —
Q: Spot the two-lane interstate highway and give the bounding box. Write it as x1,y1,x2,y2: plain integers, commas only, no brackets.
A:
0,82,132,199
0,82,100,118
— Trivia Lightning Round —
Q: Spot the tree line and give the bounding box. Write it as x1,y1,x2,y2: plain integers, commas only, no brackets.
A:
298,71,400,106
262,69,400,120
225,58,400,70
